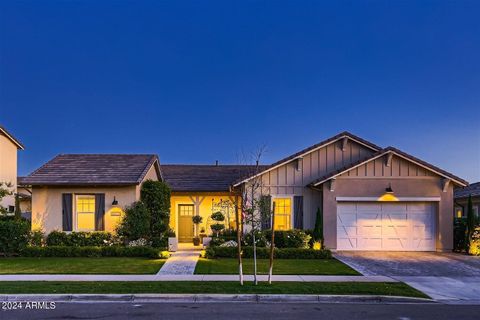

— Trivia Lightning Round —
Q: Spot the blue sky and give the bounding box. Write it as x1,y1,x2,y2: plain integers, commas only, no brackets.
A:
1,1,479,182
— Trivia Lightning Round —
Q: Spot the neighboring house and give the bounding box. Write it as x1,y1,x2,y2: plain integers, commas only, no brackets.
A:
233,132,468,252
454,182,480,218
17,177,32,219
20,154,161,233
0,125,24,213
161,164,266,242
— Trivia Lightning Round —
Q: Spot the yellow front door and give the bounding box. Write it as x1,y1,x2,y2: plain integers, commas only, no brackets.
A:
178,204,194,242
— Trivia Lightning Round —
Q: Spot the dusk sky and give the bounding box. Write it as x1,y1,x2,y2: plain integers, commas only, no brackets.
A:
1,1,479,182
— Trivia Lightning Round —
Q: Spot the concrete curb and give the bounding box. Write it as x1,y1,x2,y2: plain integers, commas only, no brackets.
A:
0,294,435,304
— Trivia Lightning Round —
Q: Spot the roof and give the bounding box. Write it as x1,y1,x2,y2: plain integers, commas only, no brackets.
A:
232,131,381,186
0,125,25,150
20,154,161,186
455,182,480,199
308,146,469,187
162,164,269,192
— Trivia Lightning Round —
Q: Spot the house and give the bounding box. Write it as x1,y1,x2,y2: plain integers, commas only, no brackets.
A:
233,132,468,252
20,154,161,233
20,131,468,252
0,125,24,213
454,182,480,218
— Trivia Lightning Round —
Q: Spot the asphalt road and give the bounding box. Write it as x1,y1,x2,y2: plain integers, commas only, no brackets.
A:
1,302,479,320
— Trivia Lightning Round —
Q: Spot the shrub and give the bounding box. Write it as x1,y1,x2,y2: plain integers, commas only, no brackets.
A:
206,246,331,259
211,211,225,221
30,230,45,247
243,231,269,247
192,216,203,224
313,207,324,242
263,229,311,248
46,231,114,247
210,223,225,233
140,180,171,236
469,226,480,256
454,218,467,252
21,246,164,259
0,218,31,256
116,201,151,241
209,237,225,247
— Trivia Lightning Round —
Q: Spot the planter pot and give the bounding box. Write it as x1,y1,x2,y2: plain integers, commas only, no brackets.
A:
168,237,178,252
193,237,201,246
202,237,212,247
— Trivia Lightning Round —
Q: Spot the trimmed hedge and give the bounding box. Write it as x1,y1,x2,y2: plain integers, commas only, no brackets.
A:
46,231,115,247
205,246,331,259
21,246,166,259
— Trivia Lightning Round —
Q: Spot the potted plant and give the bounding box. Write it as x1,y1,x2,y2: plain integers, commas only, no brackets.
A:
192,215,203,246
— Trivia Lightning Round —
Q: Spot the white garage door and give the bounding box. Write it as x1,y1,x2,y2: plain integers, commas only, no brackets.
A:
337,202,436,251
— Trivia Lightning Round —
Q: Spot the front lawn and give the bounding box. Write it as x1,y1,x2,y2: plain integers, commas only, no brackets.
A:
0,257,166,274
194,258,360,275
0,281,427,298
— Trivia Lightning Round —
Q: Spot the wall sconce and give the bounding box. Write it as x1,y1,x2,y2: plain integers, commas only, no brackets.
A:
385,184,394,194
112,196,119,206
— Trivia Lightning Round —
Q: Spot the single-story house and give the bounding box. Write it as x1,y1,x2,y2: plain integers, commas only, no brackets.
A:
454,182,480,218
20,131,468,252
20,154,161,233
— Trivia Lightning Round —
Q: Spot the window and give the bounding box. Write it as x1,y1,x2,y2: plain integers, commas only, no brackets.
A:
178,204,194,216
455,207,463,218
76,195,95,231
273,198,291,230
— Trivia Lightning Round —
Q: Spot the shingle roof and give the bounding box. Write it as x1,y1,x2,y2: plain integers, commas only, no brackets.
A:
455,182,480,199
20,154,160,186
308,146,469,187
0,125,24,150
162,164,269,192
232,131,381,186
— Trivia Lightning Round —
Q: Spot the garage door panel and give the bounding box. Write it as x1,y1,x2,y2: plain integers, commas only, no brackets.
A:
337,202,435,251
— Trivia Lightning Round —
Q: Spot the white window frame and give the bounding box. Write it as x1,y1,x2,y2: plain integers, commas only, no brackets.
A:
74,195,96,232
271,195,294,230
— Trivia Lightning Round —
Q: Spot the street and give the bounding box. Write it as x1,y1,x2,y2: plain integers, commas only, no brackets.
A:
1,302,479,320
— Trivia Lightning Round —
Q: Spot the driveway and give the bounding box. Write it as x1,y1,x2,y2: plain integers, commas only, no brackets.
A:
335,252,480,304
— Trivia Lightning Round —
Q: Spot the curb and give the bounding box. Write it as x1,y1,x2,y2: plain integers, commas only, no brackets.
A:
0,294,435,304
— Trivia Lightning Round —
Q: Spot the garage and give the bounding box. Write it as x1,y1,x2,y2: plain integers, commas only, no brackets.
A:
337,202,436,251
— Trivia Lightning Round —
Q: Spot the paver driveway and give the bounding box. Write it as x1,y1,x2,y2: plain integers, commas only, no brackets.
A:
335,252,480,304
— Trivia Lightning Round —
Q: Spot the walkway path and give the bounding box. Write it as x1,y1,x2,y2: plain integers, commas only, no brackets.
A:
156,250,200,275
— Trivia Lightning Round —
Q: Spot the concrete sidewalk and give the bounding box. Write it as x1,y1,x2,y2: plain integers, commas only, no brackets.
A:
0,274,397,282
157,251,199,275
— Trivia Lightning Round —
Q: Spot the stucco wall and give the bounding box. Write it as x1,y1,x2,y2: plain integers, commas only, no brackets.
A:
0,133,18,209
31,186,137,233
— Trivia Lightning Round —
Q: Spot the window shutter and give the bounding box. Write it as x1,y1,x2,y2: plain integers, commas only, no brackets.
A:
62,193,73,231
95,194,106,231
294,196,304,229
260,195,272,230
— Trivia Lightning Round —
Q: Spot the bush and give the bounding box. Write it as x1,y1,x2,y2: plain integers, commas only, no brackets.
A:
45,231,114,247
454,218,468,252
206,246,331,259
141,180,171,236
116,202,151,241
263,229,311,248
0,218,30,256
209,237,225,247
243,231,269,247
30,230,45,247
469,226,480,256
211,211,225,221
21,246,164,259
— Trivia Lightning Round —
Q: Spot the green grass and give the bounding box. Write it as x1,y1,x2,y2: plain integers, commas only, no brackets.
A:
195,258,360,275
0,281,428,298
0,257,166,274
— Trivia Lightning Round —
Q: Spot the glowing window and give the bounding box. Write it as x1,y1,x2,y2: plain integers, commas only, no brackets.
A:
179,204,194,216
273,198,291,231
76,195,95,231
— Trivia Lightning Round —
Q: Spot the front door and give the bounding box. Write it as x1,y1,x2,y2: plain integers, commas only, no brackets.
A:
178,204,194,242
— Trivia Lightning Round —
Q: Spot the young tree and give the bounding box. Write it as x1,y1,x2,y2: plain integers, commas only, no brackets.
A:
466,195,476,248
268,202,275,284
313,207,324,246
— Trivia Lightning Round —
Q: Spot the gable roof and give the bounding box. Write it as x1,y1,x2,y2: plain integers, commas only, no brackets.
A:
308,146,468,187
455,182,480,199
162,164,269,192
20,154,161,186
232,131,381,187
0,125,25,150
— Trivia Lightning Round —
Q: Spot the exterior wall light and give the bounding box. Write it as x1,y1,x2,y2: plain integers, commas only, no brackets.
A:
385,184,394,194
112,196,119,206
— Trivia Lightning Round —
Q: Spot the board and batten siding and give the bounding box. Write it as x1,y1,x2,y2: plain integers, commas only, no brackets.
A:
255,139,376,229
